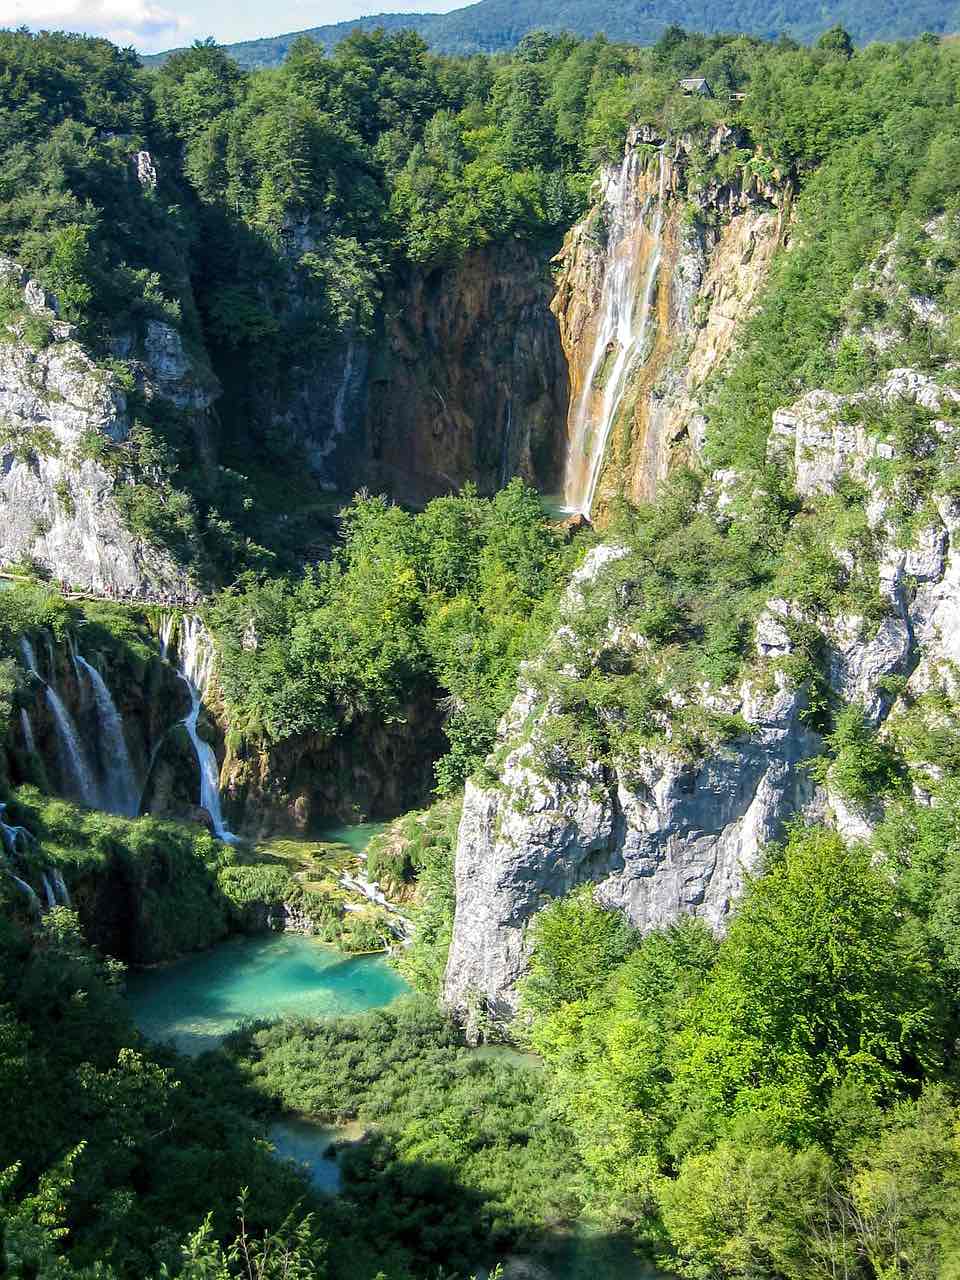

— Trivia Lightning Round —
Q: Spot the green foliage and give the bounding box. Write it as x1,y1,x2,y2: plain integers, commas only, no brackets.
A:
209,482,566,790
367,798,462,995
810,703,906,807
226,1000,581,1264
44,224,93,320
524,810,960,1276
706,37,960,468
520,887,638,1020
167,4,960,70
669,827,942,1151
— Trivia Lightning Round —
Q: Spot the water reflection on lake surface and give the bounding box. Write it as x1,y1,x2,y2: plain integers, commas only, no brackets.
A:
126,933,409,1053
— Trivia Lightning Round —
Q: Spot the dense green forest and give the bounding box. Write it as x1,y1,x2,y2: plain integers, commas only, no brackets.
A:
6,18,960,1280
147,0,960,69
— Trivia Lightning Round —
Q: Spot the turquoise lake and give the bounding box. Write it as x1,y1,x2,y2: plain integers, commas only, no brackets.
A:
315,821,386,854
126,933,409,1053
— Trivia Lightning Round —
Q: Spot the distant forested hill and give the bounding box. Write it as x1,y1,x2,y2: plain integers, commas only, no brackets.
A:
146,0,960,68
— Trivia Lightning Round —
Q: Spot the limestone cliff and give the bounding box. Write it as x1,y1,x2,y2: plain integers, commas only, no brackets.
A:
443,360,960,1026
0,259,214,600
221,694,447,836
552,125,788,514
364,240,568,504
247,239,568,507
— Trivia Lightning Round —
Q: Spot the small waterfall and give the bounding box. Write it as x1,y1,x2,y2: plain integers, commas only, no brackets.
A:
41,873,57,909
20,708,36,754
315,342,357,488
23,632,100,806
498,396,514,491
159,613,175,661
44,685,99,809
51,868,71,907
76,656,140,818
10,874,40,913
19,636,38,675
564,146,667,517
165,615,239,845
0,804,32,855
0,804,40,913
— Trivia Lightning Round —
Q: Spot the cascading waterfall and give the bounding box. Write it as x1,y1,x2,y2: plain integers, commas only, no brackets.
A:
44,685,100,809
19,636,37,675
51,868,71,907
0,803,42,913
314,342,357,487
20,708,35,755
563,146,668,517
42,873,57,909
21,633,100,809
10,874,40,913
76,656,140,818
164,615,239,844
0,804,32,855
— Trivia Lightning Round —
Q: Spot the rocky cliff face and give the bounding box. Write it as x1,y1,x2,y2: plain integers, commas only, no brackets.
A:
364,240,569,504
259,239,569,507
220,692,447,836
444,359,960,1027
0,259,215,600
553,125,788,514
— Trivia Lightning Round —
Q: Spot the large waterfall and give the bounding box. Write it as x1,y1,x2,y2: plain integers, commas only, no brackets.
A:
162,615,239,845
76,656,140,818
563,147,667,516
20,637,101,811
20,634,142,817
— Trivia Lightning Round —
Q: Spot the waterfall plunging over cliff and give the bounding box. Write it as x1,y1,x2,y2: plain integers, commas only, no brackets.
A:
76,656,140,818
161,615,239,844
20,637,100,810
563,147,667,516
20,708,35,755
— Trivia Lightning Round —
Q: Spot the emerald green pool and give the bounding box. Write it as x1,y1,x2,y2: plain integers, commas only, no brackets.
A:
126,934,409,1054
315,821,386,855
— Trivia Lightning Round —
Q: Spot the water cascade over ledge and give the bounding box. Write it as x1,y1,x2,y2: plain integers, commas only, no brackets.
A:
20,637,100,809
0,801,69,913
76,656,140,818
161,614,239,844
563,147,667,516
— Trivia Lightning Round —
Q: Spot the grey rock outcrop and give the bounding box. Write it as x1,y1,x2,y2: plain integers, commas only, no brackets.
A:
443,365,960,1026
0,260,211,599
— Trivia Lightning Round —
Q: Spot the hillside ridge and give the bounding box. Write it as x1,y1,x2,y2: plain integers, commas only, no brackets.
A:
144,0,960,68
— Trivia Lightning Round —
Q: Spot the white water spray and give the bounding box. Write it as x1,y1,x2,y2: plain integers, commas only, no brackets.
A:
564,146,668,517
314,342,357,488
41,873,57,909
19,637,37,675
21,633,99,807
51,867,71,906
20,708,35,755
44,684,99,809
165,615,239,844
76,656,140,818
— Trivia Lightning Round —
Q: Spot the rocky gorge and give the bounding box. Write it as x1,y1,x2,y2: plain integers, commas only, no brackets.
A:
3,89,959,1028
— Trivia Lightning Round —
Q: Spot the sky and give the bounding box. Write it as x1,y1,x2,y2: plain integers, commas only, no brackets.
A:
0,0,467,53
